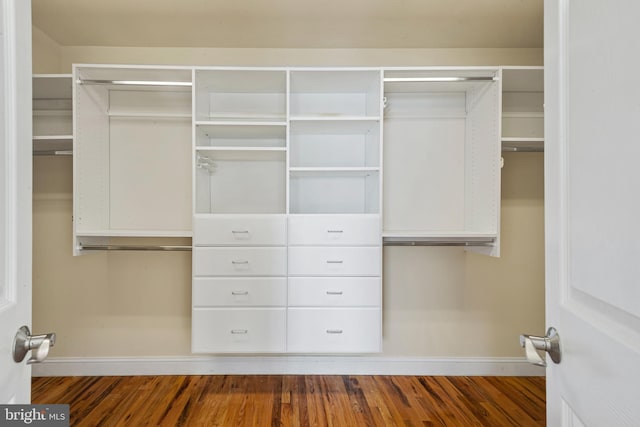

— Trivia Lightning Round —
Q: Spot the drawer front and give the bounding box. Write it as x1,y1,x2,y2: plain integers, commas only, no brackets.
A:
192,308,286,353
194,247,287,276
288,215,380,246
193,278,287,307
288,247,381,276
287,308,381,353
194,215,286,246
288,277,381,307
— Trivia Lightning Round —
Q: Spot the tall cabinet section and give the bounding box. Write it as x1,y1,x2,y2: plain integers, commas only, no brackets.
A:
73,66,193,253
33,75,73,155
287,70,383,353
382,69,501,256
191,68,383,353
192,70,288,352
501,67,544,152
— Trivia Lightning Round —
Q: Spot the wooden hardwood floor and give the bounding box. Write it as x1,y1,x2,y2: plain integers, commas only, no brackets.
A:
32,375,545,426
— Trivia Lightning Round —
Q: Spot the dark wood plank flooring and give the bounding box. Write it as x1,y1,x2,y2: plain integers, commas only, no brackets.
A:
32,375,545,426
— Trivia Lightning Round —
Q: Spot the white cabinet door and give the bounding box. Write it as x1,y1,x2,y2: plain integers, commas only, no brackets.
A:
0,0,32,403
544,1,640,425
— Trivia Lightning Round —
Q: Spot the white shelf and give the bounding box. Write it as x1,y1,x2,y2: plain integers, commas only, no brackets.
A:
290,167,379,173
196,119,286,126
108,112,191,119
33,135,73,141
33,135,73,154
290,116,380,122
198,146,286,152
502,112,544,118
196,115,285,124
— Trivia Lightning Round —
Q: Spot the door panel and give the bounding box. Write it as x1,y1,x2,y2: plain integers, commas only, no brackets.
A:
545,0,640,425
0,0,33,404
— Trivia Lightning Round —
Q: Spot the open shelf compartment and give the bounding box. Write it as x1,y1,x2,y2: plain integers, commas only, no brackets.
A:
290,70,382,118
195,69,286,122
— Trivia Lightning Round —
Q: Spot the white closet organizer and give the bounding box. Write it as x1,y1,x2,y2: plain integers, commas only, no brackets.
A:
191,68,383,354
192,69,288,353
501,67,544,152
73,66,193,254
287,69,383,353
72,65,515,354
382,68,501,255
33,74,73,156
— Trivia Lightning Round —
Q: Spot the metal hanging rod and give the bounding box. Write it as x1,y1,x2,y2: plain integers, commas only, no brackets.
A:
33,150,73,156
384,76,498,83
502,146,544,153
77,79,192,87
383,241,494,247
79,244,192,252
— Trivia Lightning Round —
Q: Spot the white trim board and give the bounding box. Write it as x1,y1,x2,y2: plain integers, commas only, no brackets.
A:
32,356,544,377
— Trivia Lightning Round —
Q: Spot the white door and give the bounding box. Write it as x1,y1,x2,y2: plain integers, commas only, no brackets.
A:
0,0,33,404
544,0,640,425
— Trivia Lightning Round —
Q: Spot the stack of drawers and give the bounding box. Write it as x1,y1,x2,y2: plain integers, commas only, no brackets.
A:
287,215,382,353
192,215,287,353
192,214,382,353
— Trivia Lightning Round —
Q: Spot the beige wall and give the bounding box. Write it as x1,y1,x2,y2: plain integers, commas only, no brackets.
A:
32,27,62,73
32,33,544,359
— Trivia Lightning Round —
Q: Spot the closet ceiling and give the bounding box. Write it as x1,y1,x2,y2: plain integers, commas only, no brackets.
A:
31,0,543,48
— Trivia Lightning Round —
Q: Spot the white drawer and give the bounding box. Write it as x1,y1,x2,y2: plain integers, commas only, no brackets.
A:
288,277,381,307
194,215,286,246
194,247,286,276
288,247,381,276
288,215,380,246
192,308,286,353
193,278,287,307
287,308,381,353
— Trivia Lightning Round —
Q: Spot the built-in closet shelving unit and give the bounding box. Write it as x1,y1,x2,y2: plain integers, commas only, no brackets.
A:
382,68,502,255
71,64,542,354
73,66,193,254
286,70,382,353
33,74,73,156
501,67,544,152
192,69,289,353
191,68,383,354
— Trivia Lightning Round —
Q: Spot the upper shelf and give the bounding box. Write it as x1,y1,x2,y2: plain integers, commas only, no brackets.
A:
75,66,193,92
33,75,74,156
33,74,73,100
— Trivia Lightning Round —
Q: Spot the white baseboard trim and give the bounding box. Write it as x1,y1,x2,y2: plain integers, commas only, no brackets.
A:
32,356,544,377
